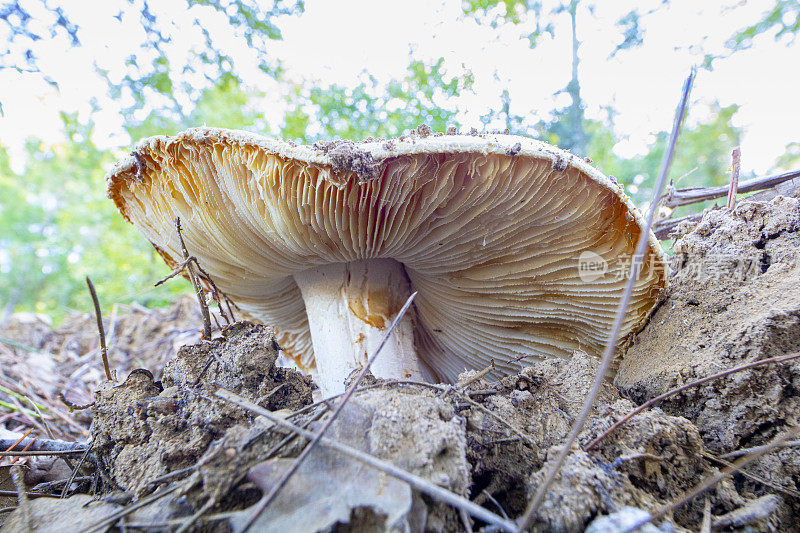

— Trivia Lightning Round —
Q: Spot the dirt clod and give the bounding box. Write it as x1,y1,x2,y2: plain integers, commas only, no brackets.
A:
617,195,800,525
92,322,312,494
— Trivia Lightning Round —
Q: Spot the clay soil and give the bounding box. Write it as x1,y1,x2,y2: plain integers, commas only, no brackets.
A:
1,195,798,532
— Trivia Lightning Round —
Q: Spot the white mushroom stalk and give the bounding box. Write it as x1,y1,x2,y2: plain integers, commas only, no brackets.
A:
107,127,668,397
293,259,430,394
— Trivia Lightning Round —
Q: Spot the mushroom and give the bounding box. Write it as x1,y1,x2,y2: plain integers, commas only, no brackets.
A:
107,128,667,395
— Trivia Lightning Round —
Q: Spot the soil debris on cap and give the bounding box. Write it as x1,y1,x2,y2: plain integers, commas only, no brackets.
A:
552,155,568,172
505,142,522,156
326,140,380,181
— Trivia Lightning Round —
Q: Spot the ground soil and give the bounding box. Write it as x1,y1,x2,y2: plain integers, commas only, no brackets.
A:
1,196,799,532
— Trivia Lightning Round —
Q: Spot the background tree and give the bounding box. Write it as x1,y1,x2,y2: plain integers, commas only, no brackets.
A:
281,59,473,142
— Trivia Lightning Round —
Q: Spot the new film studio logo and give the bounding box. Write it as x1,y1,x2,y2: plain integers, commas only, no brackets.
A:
578,251,609,282
577,251,660,282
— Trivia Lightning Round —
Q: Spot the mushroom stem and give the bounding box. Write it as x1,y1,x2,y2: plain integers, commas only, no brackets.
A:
293,259,430,395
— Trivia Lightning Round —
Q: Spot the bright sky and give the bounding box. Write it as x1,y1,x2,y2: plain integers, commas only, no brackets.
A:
0,0,798,176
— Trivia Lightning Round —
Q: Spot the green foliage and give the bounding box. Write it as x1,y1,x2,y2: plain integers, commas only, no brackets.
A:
462,0,554,46
0,115,189,320
281,59,472,142
127,72,268,139
613,10,644,54
0,73,269,320
775,142,800,170
2,0,303,123
577,104,743,212
729,1,799,49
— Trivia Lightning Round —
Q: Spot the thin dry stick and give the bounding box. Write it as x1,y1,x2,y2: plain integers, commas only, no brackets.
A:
701,451,800,499
719,439,800,460
456,359,495,389
216,389,518,533
0,449,89,457
481,490,510,520
173,217,212,339
653,211,702,240
85,484,183,533
86,277,112,381
58,391,94,411
518,68,695,531
236,292,421,533
175,496,215,533
60,437,94,499
621,428,800,532
726,147,741,209
457,393,537,449
585,351,800,451
661,168,800,209
193,263,234,325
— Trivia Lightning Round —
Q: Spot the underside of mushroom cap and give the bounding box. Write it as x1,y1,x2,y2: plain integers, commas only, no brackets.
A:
107,127,667,382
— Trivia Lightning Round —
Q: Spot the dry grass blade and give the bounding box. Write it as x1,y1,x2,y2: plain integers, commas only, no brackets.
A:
585,351,800,451
518,68,696,531
215,389,519,533
234,292,419,533
86,277,112,381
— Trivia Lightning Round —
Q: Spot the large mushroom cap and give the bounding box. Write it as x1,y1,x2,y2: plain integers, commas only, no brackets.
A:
107,127,667,385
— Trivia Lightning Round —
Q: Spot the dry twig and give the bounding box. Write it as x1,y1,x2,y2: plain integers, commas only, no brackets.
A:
85,484,183,533
700,500,712,533
60,436,94,498
719,439,800,460
170,217,212,339
456,359,495,389
726,147,741,209
660,168,800,209
58,392,94,411
86,277,112,381
517,68,696,531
